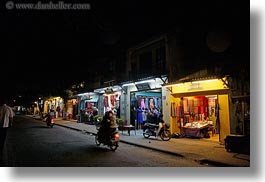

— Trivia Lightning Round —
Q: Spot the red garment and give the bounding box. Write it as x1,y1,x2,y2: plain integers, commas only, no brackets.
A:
200,106,204,114
104,96,109,107
110,95,115,106
86,102,92,109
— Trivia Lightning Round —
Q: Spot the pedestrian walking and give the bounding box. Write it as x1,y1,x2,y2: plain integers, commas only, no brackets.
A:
0,98,15,159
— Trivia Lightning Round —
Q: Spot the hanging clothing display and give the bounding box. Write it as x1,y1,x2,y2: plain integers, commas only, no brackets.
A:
149,99,154,109
86,102,92,109
108,95,112,108
183,98,188,113
110,95,115,107
140,98,146,109
157,98,162,109
153,97,158,108
80,101,85,110
145,98,149,109
104,96,109,107
130,94,138,108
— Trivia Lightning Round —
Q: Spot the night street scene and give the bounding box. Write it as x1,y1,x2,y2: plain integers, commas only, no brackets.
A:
0,0,250,168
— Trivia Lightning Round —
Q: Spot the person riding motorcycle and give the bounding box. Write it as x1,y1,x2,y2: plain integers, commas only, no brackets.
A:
156,114,165,137
98,111,117,143
45,109,55,123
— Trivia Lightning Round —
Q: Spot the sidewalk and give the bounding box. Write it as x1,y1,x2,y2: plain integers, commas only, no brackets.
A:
28,115,250,167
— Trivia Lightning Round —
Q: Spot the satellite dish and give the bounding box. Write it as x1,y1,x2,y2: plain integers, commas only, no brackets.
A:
206,31,231,53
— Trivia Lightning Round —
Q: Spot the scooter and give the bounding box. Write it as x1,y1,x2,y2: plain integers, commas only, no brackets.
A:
44,110,55,128
143,122,172,141
46,117,54,128
95,128,120,151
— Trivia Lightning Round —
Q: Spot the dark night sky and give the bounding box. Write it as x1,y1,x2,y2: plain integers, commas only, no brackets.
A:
0,0,249,101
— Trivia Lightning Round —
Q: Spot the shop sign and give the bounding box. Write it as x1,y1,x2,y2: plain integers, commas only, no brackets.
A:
188,83,202,91
135,83,151,91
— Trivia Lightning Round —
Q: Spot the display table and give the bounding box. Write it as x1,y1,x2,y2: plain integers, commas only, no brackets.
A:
121,125,136,136
181,125,210,138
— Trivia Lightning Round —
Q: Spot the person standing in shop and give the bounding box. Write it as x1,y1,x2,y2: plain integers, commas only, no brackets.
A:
0,98,15,160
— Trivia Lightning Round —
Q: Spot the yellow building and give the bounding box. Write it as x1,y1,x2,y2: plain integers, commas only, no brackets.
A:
162,76,230,142
43,97,64,117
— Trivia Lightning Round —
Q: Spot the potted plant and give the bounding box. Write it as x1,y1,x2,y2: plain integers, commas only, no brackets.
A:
93,115,102,125
76,114,81,123
116,118,123,130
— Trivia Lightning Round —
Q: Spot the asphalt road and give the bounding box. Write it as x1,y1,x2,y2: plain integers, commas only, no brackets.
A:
2,116,204,167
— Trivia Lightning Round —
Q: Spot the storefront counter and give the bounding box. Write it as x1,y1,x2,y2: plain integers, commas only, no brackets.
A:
181,125,210,138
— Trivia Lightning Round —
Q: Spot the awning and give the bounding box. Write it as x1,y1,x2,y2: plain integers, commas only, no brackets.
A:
86,96,99,102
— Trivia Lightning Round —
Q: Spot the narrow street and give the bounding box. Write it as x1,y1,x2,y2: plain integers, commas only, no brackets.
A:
2,116,206,167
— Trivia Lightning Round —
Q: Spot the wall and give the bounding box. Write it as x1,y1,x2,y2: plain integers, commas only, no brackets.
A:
218,94,230,142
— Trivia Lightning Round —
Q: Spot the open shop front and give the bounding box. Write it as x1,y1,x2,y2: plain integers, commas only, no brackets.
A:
121,77,167,129
94,85,121,118
78,92,99,123
165,78,230,142
130,89,162,129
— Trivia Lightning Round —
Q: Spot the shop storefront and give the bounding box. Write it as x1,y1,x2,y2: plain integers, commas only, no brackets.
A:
78,92,99,123
66,97,78,119
94,85,121,118
43,97,64,118
121,77,167,129
163,77,230,142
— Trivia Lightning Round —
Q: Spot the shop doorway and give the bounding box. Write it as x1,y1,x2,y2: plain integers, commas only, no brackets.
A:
172,95,220,142
130,89,162,130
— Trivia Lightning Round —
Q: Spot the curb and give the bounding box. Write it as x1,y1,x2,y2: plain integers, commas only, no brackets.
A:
54,123,85,133
119,139,185,158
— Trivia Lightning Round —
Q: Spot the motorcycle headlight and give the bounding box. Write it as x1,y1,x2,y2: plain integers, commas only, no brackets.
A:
114,133,120,138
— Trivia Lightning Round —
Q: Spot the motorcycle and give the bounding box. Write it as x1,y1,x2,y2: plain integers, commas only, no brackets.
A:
143,122,172,141
95,126,120,151
46,117,54,128
43,111,55,128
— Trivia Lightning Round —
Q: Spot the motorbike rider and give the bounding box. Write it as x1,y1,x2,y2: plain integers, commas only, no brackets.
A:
156,114,165,137
45,109,55,124
98,111,117,143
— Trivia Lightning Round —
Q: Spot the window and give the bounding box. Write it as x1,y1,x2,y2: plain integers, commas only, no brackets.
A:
139,51,152,74
155,46,166,71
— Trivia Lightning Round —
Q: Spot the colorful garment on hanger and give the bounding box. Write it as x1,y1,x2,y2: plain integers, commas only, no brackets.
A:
130,94,138,108
145,98,149,109
183,98,188,113
157,98,162,109
149,99,154,109
153,97,157,107
110,95,115,107
104,96,109,107
140,98,146,109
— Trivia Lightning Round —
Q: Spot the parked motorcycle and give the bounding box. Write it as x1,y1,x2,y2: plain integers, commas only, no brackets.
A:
143,123,172,141
95,127,120,151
